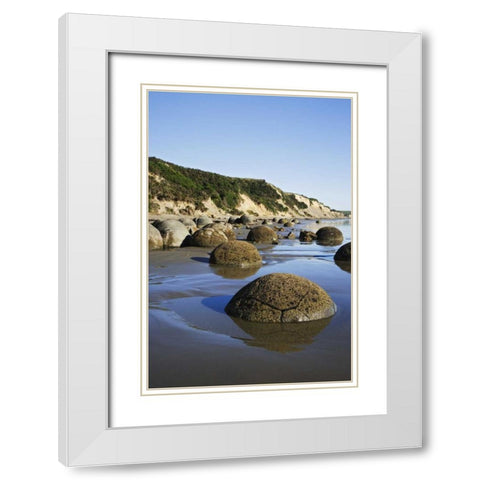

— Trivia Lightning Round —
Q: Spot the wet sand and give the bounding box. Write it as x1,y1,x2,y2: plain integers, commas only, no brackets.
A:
149,219,352,389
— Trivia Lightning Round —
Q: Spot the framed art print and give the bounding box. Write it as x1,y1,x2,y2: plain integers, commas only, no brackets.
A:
59,14,422,466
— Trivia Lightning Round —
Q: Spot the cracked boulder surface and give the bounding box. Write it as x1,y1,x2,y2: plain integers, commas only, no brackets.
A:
202,222,236,241
225,273,336,323
188,227,229,247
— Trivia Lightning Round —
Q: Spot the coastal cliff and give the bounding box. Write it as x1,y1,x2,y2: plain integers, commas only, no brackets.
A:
148,157,349,219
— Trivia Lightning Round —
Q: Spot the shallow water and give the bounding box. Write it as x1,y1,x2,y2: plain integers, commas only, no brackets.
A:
149,218,351,388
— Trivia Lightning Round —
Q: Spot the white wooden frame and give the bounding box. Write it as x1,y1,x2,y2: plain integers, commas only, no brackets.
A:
59,13,422,466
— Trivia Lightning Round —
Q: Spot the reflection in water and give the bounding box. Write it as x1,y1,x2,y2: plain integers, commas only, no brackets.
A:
334,259,351,273
209,263,261,279
317,238,343,246
231,316,332,353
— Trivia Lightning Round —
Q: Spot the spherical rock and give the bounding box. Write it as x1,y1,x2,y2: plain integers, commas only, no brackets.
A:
334,242,351,262
225,273,336,323
189,227,229,247
203,222,236,241
178,217,197,233
316,226,343,246
148,224,163,249
209,240,262,267
196,215,212,228
285,231,296,239
152,219,189,248
239,214,255,225
299,230,316,242
247,226,278,244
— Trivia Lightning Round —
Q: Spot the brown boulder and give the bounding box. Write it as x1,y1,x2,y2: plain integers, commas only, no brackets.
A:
189,228,229,247
203,222,236,241
247,226,278,244
299,230,316,242
334,242,351,262
225,273,336,323
209,240,262,267
334,242,352,273
316,226,343,246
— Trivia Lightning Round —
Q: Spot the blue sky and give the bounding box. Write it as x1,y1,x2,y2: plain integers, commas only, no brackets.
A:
148,91,351,210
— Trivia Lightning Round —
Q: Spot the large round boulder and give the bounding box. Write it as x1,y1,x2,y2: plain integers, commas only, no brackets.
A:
247,226,278,244
196,215,212,228
203,222,236,241
316,226,343,246
178,217,197,233
334,242,351,262
148,224,163,250
225,273,336,323
152,219,189,248
334,242,352,273
188,227,229,247
209,240,262,267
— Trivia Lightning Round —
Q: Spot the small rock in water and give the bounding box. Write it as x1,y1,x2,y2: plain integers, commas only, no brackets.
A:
299,230,316,242
225,273,336,323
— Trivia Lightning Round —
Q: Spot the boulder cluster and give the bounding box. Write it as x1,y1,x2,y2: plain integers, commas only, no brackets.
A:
148,213,350,324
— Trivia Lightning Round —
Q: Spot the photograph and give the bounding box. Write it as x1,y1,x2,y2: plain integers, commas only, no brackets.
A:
146,88,355,390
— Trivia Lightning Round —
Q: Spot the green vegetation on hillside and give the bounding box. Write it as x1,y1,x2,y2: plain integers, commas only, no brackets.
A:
148,157,314,214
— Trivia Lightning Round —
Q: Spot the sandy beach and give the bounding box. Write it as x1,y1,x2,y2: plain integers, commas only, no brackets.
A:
148,218,352,389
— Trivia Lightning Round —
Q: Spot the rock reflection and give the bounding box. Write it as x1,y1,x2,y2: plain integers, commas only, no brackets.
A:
210,264,261,279
334,259,351,273
231,316,332,353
